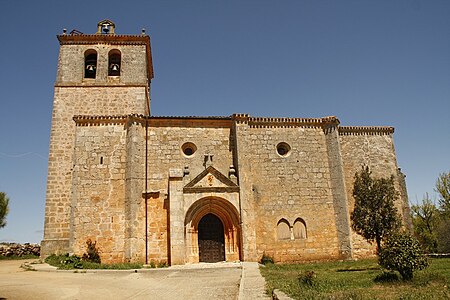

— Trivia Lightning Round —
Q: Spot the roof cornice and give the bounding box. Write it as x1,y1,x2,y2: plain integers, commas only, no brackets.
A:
338,126,394,135
232,114,341,128
73,115,129,126
73,114,394,135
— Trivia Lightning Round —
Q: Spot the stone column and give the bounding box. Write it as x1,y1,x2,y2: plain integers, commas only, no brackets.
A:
124,118,145,261
232,115,258,261
168,168,185,265
324,122,353,260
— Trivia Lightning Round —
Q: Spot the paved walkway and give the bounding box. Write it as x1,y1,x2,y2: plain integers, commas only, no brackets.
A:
239,262,271,299
0,260,271,299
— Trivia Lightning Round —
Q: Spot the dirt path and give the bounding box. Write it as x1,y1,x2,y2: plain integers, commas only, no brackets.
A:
0,260,241,300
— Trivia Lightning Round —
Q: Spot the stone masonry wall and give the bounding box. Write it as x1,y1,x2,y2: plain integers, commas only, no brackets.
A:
145,119,234,263
42,86,148,257
62,116,409,264
62,118,235,264
339,130,408,258
43,42,150,257
71,123,128,263
236,122,342,263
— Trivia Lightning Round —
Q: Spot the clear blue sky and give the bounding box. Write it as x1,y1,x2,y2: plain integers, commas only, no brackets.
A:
0,0,449,243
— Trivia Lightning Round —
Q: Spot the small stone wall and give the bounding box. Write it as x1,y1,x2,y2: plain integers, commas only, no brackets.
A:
0,243,40,257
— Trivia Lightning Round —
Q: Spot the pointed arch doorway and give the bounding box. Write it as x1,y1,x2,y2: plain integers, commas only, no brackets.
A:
184,196,241,264
198,213,225,263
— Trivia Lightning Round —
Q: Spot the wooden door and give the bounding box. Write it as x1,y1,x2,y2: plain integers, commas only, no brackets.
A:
198,213,225,263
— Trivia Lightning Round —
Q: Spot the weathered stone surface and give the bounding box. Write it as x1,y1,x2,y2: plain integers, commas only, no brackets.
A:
0,243,40,257
42,22,410,265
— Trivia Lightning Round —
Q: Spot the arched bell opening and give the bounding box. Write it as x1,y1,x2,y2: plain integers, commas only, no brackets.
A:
108,49,121,76
184,197,241,263
84,49,97,79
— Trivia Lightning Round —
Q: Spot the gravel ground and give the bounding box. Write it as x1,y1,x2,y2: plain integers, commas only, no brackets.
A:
0,260,241,300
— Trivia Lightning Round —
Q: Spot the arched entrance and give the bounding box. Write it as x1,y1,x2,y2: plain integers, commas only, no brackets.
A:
184,196,241,264
198,213,225,262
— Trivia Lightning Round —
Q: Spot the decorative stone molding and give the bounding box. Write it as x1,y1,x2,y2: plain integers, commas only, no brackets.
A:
73,114,148,126
232,114,341,129
73,114,392,132
73,115,128,126
184,166,239,194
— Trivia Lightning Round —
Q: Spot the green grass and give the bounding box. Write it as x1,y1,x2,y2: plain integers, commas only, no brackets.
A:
45,254,143,270
0,254,40,260
260,258,450,300
78,261,143,269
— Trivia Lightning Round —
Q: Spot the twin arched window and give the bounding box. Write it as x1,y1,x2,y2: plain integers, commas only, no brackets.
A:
277,218,307,240
84,49,121,79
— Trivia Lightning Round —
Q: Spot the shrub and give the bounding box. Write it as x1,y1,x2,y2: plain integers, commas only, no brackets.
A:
63,254,83,269
379,232,428,280
45,253,83,269
45,253,143,269
260,252,274,265
147,260,156,268
82,239,101,264
373,271,399,283
298,270,317,287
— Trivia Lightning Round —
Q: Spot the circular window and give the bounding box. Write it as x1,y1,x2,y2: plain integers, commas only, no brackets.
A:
276,142,291,157
181,142,197,157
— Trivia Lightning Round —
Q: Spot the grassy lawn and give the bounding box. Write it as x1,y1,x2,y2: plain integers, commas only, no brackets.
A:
260,258,450,300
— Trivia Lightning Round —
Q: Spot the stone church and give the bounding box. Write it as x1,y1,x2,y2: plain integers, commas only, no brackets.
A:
41,20,410,265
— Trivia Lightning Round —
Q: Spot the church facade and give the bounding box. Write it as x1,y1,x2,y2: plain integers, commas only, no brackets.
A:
41,20,410,265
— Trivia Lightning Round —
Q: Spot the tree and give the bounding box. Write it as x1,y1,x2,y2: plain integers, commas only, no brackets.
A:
379,232,428,280
411,194,438,253
411,172,450,253
351,166,401,253
0,192,10,228
435,171,450,215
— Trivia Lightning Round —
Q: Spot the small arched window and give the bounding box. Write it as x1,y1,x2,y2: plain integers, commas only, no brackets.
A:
293,218,307,239
277,219,291,240
84,50,97,79
108,50,121,76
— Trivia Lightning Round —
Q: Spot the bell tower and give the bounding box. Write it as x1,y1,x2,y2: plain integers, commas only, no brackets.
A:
41,20,154,256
